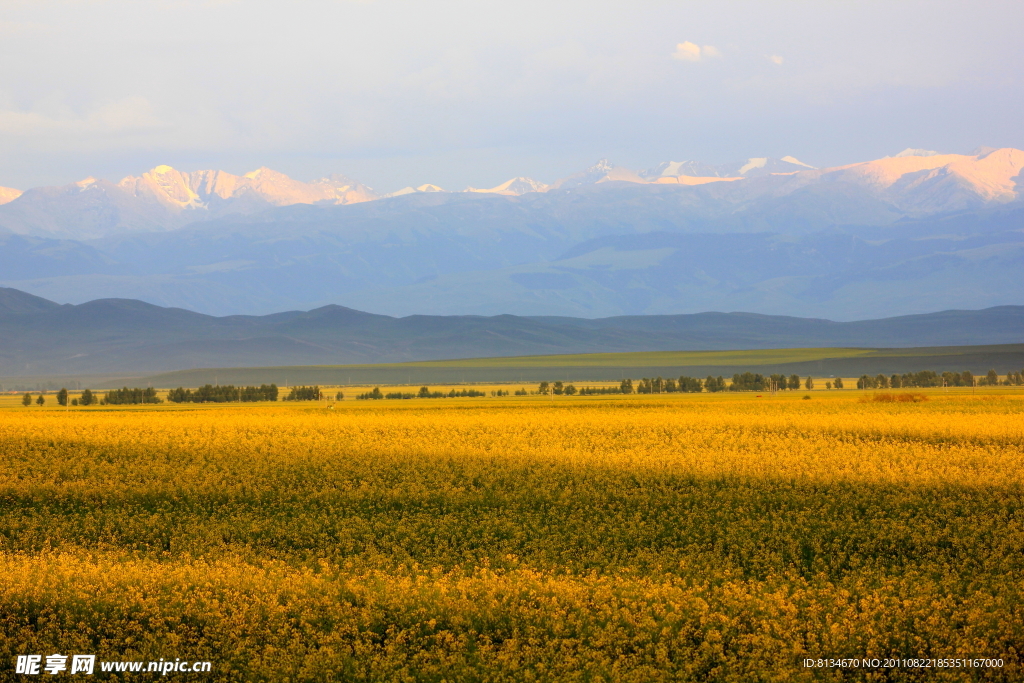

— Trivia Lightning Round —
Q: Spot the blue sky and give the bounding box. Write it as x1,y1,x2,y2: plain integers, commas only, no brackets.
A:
1,0,1022,192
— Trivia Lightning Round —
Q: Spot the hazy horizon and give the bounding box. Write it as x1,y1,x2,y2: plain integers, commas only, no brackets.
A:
2,0,1022,192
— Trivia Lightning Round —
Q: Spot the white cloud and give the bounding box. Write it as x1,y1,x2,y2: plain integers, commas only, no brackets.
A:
672,41,701,62
769,54,784,65
672,42,720,62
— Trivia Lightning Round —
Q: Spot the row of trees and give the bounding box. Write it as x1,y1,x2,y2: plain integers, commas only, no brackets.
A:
539,375,775,395
25,389,97,406
538,381,578,395
20,367,1024,408
102,387,162,405
358,386,488,400
283,386,322,401
856,369,1024,389
26,387,158,406
636,376,715,393
167,384,280,403
536,368,1024,395
729,373,823,392
536,368,1017,394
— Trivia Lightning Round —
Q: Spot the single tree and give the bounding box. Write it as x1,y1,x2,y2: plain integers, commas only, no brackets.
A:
986,369,999,386
35,394,45,406
834,377,844,389
552,381,564,395
825,381,832,390
57,388,69,406
788,374,801,390
22,393,32,406
80,388,94,406
538,381,549,395
620,378,633,394
804,376,814,390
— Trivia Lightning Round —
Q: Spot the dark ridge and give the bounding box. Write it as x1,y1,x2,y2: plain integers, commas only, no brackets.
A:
0,287,1022,377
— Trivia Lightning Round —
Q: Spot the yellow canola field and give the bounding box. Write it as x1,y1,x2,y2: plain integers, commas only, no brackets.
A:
1,392,1022,681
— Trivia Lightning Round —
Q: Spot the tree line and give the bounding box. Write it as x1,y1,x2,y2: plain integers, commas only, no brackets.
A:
282,386,322,401
357,386,488,400
18,367,1024,409
102,387,162,405
538,375,743,395
857,369,1024,389
167,384,279,403
535,368,1024,395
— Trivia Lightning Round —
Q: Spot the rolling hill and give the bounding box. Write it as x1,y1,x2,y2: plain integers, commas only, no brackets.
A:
1,286,1022,378
131,344,1024,390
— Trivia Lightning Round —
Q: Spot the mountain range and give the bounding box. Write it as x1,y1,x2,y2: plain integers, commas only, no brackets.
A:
0,147,1022,320
2,286,1023,377
0,155,824,239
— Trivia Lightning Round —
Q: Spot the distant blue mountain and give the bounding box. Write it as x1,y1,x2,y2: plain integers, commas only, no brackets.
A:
1,286,1023,376
0,149,1022,319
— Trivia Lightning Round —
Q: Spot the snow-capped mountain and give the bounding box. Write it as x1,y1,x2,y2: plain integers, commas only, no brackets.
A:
466,177,549,196
0,187,22,205
549,159,646,189
0,166,379,239
639,160,722,179
117,165,378,211
640,156,816,180
1,149,1021,240
2,147,1023,322
802,147,1024,214
386,184,447,197
892,148,942,158
309,174,380,205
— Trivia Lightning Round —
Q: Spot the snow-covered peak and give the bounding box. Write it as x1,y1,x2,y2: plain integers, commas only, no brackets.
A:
737,158,768,175
310,174,379,204
893,148,941,158
551,159,646,189
0,186,22,205
120,166,206,209
780,156,815,169
466,177,549,196
243,166,284,180
385,184,447,198
640,160,722,178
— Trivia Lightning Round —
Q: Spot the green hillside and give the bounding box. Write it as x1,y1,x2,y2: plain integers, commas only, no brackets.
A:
129,344,1024,389
360,347,875,368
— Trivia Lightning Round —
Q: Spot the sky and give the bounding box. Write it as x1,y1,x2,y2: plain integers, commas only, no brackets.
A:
1,0,1022,193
